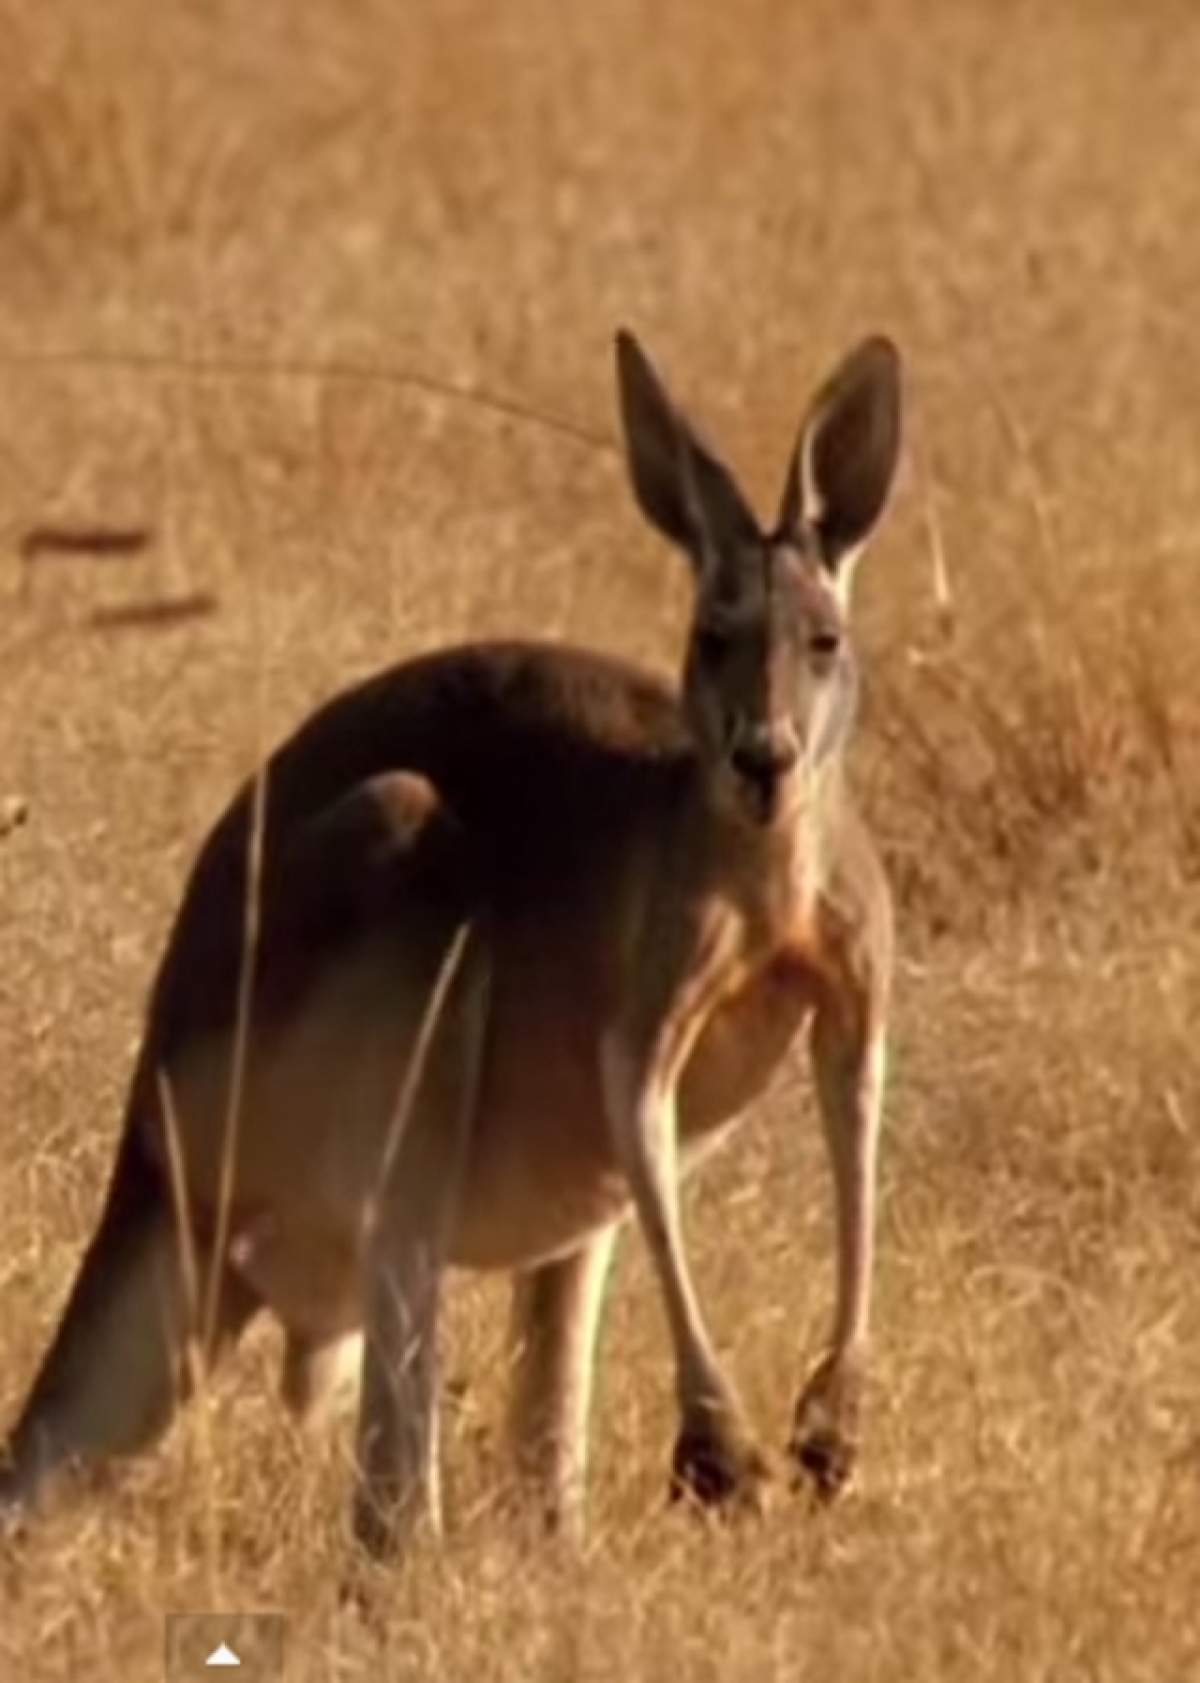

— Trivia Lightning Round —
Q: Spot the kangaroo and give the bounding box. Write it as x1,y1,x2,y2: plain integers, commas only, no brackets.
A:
0,329,902,1557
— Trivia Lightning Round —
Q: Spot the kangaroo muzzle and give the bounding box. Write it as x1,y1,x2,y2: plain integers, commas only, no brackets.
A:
729,725,800,823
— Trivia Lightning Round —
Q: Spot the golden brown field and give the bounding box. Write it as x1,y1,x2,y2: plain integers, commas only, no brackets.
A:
2,1,1199,1677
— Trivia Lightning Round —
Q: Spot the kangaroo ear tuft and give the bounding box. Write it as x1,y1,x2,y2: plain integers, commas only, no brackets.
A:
778,336,902,567
615,330,758,572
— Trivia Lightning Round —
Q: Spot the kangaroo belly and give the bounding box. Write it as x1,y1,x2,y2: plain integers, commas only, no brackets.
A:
452,952,627,1268
140,930,817,1311
451,944,818,1268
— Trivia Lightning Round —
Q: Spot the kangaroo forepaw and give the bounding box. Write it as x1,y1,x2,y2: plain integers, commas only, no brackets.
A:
790,1415,856,1501
788,1354,862,1503
669,1418,770,1513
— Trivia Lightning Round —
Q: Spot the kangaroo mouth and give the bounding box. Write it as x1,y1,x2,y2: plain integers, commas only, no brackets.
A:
735,765,789,826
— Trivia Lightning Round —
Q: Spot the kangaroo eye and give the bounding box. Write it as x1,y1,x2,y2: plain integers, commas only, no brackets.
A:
695,625,732,660
810,630,841,659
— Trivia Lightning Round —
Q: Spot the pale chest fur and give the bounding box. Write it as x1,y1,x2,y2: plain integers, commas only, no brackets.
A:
677,938,821,1138
670,820,828,1140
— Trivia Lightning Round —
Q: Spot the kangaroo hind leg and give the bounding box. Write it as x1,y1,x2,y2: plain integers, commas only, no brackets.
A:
507,1225,617,1541
352,922,491,1560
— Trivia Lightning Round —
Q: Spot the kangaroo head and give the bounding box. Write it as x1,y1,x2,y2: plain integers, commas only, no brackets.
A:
616,330,902,828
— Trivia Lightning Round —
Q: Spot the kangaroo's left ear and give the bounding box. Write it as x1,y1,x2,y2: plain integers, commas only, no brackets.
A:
615,328,759,580
777,336,902,571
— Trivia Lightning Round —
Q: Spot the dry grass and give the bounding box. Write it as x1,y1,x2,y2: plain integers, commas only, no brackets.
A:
2,0,1200,1676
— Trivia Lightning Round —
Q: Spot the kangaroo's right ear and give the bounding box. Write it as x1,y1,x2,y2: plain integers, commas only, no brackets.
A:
615,330,758,574
777,336,903,571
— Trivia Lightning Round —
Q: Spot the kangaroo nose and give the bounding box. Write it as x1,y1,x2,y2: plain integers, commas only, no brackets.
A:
730,728,799,784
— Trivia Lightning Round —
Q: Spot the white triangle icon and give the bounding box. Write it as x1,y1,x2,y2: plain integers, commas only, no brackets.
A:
205,1642,242,1668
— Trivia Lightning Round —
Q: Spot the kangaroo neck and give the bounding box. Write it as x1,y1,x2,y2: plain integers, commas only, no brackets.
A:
678,758,835,937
